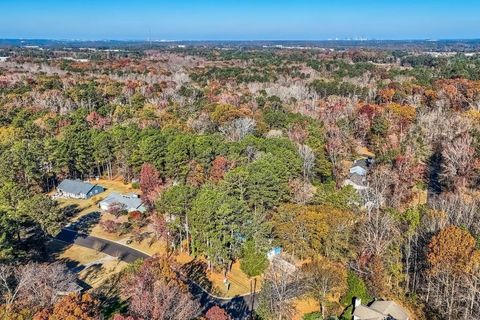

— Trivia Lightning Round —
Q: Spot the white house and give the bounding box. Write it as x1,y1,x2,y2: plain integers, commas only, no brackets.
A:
99,192,146,213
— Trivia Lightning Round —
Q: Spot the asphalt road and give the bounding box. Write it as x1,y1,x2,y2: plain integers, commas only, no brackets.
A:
56,228,149,263
55,228,254,319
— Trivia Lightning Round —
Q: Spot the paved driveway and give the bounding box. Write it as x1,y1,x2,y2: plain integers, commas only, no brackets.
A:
56,228,148,263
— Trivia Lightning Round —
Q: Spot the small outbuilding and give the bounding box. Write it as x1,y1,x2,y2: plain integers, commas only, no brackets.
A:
56,179,104,199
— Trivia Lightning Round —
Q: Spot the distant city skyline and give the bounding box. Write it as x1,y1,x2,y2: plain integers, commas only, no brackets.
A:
1,1,479,40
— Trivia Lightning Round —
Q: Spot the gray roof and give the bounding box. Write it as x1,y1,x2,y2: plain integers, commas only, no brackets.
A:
348,172,367,187
353,301,409,320
57,179,96,195
353,305,385,320
353,159,369,170
100,192,144,211
369,301,409,320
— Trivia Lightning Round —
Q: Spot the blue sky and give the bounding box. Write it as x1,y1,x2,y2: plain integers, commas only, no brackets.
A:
0,0,479,40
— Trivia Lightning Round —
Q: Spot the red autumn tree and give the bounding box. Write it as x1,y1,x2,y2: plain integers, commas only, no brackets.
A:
287,123,309,145
140,163,162,208
150,214,171,251
86,111,111,129
209,156,229,182
107,201,128,219
120,256,200,320
205,305,231,320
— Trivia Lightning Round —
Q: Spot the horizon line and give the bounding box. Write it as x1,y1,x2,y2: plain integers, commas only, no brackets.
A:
2,38,480,44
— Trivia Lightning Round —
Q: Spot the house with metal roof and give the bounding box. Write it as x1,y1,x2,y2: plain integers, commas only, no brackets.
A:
56,179,104,199
99,192,146,213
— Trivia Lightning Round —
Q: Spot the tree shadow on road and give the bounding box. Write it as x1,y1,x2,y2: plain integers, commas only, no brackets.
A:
180,260,252,319
181,260,214,293
221,295,251,320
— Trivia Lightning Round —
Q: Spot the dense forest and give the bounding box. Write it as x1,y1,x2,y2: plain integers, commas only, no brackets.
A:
1,44,480,320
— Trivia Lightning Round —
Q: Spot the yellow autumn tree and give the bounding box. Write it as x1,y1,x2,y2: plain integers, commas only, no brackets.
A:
302,256,347,318
427,225,476,274
272,204,355,260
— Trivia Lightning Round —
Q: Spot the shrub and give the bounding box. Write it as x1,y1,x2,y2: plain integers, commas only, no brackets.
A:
128,210,143,221
100,220,120,233
303,312,323,320
118,222,133,235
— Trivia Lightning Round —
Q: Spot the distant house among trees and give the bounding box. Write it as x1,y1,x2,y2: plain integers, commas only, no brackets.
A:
352,298,409,320
56,179,104,199
99,192,146,213
344,158,374,190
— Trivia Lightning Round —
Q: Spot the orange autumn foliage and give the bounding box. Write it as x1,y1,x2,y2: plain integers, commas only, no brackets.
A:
427,225,477,275
33,294,99,320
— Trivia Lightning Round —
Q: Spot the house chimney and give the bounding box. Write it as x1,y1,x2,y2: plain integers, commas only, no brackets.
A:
352,297,361,320
353,297,361,308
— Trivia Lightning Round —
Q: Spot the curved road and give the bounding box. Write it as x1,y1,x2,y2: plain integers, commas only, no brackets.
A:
56,229,149,262
55,228,253,319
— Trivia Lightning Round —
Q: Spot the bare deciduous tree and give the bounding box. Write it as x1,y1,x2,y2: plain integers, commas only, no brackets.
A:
219,117,256,142
298,144,315,182
257,262,305,320
120,256,200,320
440,132,476,191
359,208,397,257
0,262,77,314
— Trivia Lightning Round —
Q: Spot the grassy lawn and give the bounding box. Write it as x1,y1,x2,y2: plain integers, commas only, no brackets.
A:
117,236,166,256
59,243,106,265
47,240,128,289
47,240,105,266
293,297,320,320
355,145,375,158
176,253,258,298
78,258,128,289
293,295,346,320
89,212,125,241
208,261,261,297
